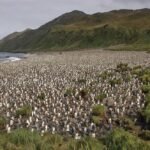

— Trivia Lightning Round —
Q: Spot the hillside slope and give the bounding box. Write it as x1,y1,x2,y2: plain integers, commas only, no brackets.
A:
0,9,150,52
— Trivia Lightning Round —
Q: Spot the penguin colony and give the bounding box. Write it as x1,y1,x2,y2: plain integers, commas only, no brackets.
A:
0,50,149,139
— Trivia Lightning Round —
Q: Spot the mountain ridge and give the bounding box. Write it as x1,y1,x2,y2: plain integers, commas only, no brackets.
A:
0,8,150,52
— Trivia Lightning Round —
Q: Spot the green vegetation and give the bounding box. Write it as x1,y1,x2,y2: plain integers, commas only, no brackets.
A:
68,137,106,150
142,85,150,94
104,128,150,150
136,67,150,127
95,93,107,101
16,105,32,117
0,128,149,150
37,92,45,100
145,93,150,104
78,79,86,84
120,117,135,131
116,63,131,72
9,129,40,146
109,78,122,86
79,89,88,98
64,88,74,97
143,103,150,123
92,104,106,125
0,117,6,130
0,9,150,52
92,104,106,117
139,130,150,141
132,66,143,76
99,71,113,80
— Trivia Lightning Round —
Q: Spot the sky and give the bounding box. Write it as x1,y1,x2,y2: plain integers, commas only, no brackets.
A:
0,0,150,39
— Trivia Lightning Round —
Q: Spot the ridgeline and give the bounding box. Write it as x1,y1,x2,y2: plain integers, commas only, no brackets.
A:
0,9,150,52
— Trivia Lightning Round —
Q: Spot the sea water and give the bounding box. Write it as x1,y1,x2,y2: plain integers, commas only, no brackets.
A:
0,52,25,63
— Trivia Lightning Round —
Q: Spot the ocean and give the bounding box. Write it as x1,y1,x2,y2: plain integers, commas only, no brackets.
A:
0,52,25,63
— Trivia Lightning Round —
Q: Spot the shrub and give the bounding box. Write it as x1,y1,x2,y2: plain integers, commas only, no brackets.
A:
143,103,150,123
92,116,101,125
37,92,45,100
9,129,40,146
133,66,142,70
68,139,90,150
78,79,86,84
4,142,19,150
43,134,63,145
85,137,106,150
121,117,135,131
0,133,7,150
145,93,150,104
92,104,106,117
99,71,112,80
104,128,150,150
64,88,73,97
117,63,130,72
139,130,150,141
96,93,107,101
92,105,106,125
122,74,131,82
141,85,150,94
141,74,150,83
132,66,143,76
16,105,32,117
40,134,63,150
109,78,122,86
79,89,87,98
68,137,106,150
0,117,6,130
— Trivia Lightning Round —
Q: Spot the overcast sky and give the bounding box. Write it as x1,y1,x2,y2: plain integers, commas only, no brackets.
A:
0,0,150,39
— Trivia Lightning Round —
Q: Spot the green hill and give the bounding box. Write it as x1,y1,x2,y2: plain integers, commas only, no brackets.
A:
0,9,150,52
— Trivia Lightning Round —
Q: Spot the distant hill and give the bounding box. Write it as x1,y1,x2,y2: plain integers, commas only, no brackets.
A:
0,9,150,52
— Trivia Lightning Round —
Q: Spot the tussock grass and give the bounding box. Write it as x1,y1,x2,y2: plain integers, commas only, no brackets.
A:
104,128,150,150
0,117,6,130
0,128,149,150
16,105,32,117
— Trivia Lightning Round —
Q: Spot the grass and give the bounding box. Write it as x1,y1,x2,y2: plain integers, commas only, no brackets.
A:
37,92,45,100
92,104,106,125
136,67,150,127
120,117,135,131
143,103,150,123
139,130,150,141
116,63,131,72
106,43,150,52
16,105,32,117
145,93,150,104
0,117,6,130
9,129,40,146
95,93,107,101
0,128,149,150
92,104,106,116
99,71,113,80
104,128,150,150
0,129,106,150
64,88,74,97
141,85,150,94
109,78,122,86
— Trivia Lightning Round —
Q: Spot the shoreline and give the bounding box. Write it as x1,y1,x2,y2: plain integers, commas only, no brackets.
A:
0,52,28,63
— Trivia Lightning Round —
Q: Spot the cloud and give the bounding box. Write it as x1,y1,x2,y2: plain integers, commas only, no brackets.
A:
0,0,150,39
